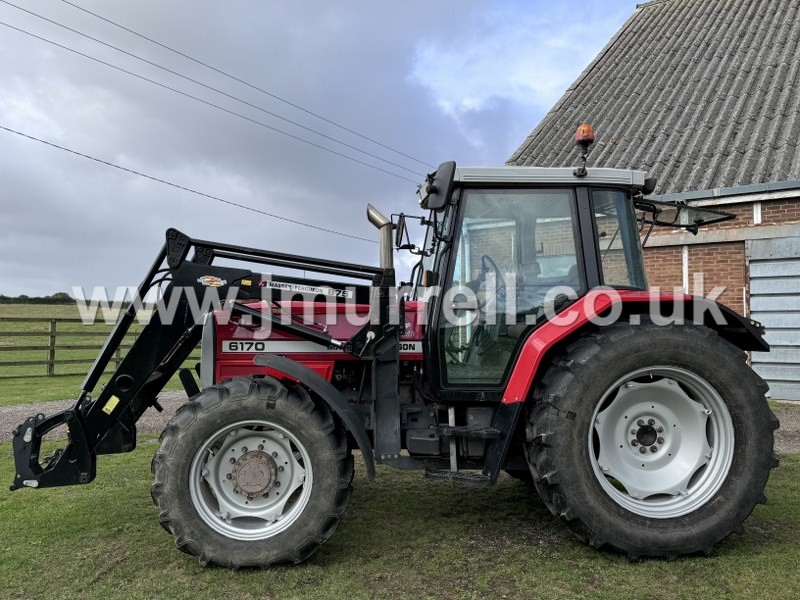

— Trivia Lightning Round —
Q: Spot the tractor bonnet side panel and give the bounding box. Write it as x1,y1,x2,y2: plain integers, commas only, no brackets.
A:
213,300,426,383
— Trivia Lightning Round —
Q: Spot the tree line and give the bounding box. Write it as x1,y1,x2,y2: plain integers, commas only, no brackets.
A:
0,292,75,305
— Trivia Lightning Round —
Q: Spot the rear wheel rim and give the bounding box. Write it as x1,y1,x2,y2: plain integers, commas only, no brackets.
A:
189,420,313,541
590,366,734,519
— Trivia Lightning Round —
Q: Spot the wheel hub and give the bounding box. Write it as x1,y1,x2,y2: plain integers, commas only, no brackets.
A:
190,421,312,541
631,418,666,452
635,423,657,447
591,367,735,519
231,450,277,500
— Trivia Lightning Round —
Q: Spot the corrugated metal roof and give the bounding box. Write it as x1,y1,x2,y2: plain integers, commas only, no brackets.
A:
508,0,800,196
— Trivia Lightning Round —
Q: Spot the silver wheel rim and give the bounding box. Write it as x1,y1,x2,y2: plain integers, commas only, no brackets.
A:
590,366,734,519
189,420,313,541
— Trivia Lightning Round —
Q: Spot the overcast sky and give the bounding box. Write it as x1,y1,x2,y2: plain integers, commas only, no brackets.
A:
0,0,633,297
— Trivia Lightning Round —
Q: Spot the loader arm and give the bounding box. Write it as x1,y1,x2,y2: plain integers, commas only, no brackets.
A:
9,228,384,491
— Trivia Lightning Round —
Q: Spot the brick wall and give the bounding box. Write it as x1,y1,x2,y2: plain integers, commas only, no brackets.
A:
702,203,754,229
643,246,682,291
762,198,800,224
688,242,747,314
642,243,746,314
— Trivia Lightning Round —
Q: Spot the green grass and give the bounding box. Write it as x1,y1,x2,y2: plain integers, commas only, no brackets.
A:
0,440,798,600
770,400,800,413
0,304,192,406
2,305,797,597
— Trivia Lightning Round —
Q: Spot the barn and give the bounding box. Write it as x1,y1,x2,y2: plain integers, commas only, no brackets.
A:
509,0,800,400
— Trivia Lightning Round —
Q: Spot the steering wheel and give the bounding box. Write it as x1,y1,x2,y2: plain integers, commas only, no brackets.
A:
445,254,507,366
472,254,508,350
479,254,506,301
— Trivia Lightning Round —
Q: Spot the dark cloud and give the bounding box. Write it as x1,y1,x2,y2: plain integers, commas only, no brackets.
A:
0,0,631,297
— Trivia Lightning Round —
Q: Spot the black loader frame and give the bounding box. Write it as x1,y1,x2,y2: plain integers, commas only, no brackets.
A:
9,228,396,491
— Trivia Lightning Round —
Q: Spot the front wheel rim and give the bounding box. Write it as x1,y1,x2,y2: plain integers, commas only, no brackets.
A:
189,420,313,541
590,366,734,519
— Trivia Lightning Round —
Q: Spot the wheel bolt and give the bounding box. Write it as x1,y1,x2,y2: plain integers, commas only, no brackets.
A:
258,444,264,451
229,458,236,464
631,440,639,446
226,473,232,480
650,446,658,453
648,419,655,426
272,451,278,458
657,426,664,433
278,466,284,472
241,447,248,453
639,447,647,454
275,481,281,487
637,420,645,426
657,437,665,444
630,429,637,435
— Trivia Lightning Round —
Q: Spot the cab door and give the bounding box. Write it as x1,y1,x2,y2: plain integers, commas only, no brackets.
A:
431,187,584,391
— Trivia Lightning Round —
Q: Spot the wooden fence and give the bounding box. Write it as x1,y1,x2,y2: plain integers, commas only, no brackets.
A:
0,317,199,379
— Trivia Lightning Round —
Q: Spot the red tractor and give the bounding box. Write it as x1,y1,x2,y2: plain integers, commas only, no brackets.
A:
10,127,778,566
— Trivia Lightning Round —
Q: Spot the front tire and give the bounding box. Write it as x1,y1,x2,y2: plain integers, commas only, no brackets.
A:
525,322,779,559
151,376,353,568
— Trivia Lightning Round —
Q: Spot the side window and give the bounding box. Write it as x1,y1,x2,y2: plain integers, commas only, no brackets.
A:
593,190,648,289
440,188,579,387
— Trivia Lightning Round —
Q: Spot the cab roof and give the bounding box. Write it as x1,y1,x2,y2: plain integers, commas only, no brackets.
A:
454,166,647,188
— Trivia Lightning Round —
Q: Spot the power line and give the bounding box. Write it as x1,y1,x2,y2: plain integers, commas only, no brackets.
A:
0,20,419,185
61,0,435,170
0,0,424,178
0,124,378,244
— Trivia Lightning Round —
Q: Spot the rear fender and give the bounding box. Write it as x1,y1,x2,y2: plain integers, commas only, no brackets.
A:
254,353,375,480
502,289,768,406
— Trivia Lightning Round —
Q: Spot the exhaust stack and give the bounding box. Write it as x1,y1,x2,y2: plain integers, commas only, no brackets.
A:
367,204,394,270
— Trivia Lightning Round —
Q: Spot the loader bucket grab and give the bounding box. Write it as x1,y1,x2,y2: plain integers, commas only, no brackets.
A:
9,409,95,490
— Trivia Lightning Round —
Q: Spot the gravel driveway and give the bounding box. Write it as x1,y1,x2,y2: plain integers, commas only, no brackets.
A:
1,394,798,454
0,391,188,443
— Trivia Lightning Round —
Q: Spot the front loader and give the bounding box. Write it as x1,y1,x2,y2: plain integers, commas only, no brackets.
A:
9,127,779,566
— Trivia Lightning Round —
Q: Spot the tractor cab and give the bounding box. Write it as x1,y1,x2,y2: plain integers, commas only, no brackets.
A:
415,165,648,392
395,135,737,395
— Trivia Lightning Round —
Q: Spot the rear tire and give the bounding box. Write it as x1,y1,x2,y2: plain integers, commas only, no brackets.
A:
151,376,353,568
525,322,779,559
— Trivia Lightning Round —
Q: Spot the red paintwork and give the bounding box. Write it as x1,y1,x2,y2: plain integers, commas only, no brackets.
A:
215,291,690,400
500,289,691,404
214,300,426,384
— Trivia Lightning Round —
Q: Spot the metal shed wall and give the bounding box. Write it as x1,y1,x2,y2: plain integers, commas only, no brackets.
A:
748,237,800,401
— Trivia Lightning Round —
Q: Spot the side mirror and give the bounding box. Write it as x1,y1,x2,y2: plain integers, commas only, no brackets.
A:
395,214,408,249
418,161,456,211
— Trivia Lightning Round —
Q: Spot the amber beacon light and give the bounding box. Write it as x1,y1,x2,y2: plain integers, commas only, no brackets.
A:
575,123,595,147
573,123,595,177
